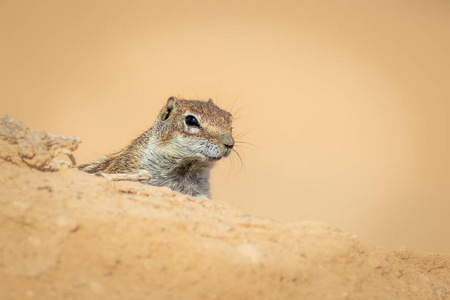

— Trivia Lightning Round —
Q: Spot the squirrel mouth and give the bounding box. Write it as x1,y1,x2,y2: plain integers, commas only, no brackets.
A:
204,149,232,161
188,152,222,162
205,155,222,162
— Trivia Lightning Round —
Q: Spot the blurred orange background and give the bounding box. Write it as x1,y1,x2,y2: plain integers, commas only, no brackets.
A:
1,0,449,253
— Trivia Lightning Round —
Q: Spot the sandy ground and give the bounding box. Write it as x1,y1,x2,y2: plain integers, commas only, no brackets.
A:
0,161,449,299
2,1,450,254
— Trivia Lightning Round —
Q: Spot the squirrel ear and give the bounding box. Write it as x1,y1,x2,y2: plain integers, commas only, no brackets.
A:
208,98,214,104
166,97,177,110
161,97,177,121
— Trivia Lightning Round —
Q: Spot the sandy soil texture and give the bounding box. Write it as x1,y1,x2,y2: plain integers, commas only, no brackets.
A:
0,120,449,299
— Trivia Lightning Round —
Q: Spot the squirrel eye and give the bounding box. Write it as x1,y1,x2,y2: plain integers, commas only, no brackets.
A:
185,115,200,127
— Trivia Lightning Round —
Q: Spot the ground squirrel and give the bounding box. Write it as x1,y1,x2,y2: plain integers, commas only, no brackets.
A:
79,97,234,199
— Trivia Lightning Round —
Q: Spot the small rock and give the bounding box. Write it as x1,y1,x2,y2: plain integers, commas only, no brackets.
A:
237,244,263,264
56,216,79,231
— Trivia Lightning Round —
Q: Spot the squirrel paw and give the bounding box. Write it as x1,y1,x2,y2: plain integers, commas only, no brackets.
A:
96,170,152,182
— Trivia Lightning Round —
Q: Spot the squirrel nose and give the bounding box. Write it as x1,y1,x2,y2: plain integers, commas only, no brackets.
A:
222,134,235,150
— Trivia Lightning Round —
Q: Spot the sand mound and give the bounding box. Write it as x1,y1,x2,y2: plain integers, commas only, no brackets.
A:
0,117,449,299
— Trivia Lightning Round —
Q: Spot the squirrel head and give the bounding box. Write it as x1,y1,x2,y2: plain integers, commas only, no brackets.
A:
153,97,234,162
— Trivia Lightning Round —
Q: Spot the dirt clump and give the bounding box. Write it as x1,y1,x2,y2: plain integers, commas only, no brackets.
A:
0,115,80,171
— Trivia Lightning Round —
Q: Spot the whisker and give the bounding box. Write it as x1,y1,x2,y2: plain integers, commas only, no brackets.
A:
234,129,255,139
232,105,247,120
232,147,245,173
194,89,200,99
235,140,260,150
230,90,244,113
232,115,248,122
226,150,235,180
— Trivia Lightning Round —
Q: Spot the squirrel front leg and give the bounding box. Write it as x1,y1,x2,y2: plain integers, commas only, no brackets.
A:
96,170,151,182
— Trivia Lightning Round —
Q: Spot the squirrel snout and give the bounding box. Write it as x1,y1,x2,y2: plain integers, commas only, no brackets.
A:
222,134,235,150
